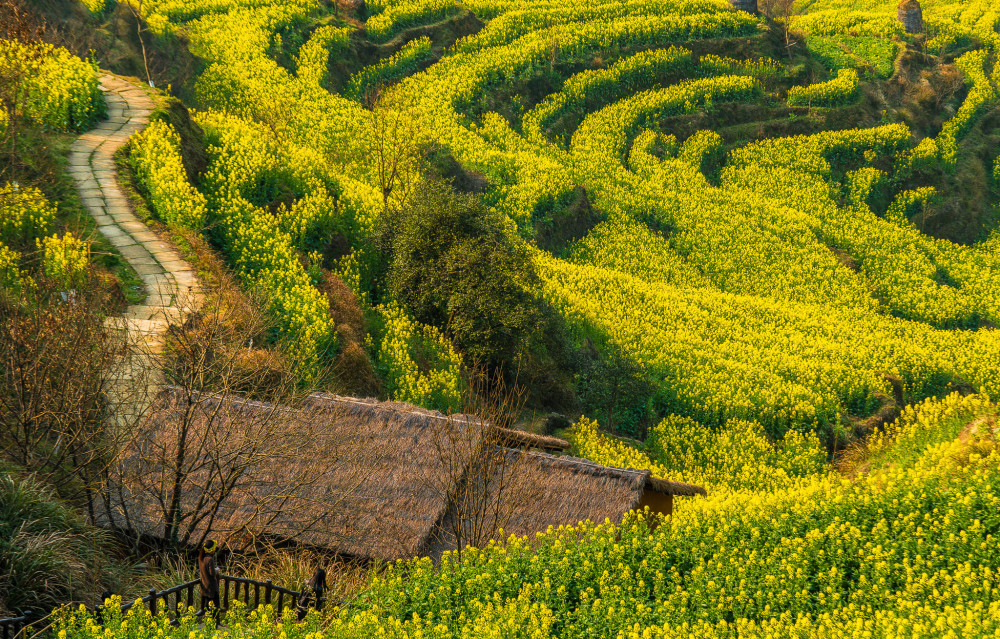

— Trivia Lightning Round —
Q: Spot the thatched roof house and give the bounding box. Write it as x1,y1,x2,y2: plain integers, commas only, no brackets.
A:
104,389,704,562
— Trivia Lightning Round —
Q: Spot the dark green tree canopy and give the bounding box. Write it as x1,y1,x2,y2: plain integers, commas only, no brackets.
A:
382,179,548,380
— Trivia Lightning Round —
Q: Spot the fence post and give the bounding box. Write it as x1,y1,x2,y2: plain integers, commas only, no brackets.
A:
20,610,34,639
264,580,273,606
148,590,157,616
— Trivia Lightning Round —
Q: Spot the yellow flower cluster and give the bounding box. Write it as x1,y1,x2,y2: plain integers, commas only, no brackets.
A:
454,0,756,54
38,232,90,288
365,0,459,43
676,129,722,175
129,120,208,230
521,47,693,147
570,413,827,495
295,25,352,89
0,182,56,247
697,54,784,79
787,68,859,107
0,38,105,132
723,124,1000,329
374,303,462,413
132,0,1000,427
936,50,996,167
0,243,20,290
885,186,937,227
79,0,107,13
571,75,761,168
197,111,336,374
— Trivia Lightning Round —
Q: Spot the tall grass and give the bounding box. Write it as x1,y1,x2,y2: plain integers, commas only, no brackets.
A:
0,470,107,615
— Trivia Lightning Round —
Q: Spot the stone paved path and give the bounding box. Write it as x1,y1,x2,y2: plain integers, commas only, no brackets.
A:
69,74,200,349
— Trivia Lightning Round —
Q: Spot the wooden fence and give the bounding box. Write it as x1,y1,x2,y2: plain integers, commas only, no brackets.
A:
0,575,316,639
0,612,32,639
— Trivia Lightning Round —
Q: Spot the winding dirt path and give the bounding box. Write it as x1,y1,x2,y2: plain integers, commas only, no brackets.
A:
68,74,200,349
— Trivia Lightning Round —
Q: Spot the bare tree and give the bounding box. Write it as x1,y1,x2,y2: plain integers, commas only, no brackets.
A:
760,0,817,57
423,371,540,559
0,277,151,526
107,282,390,553
365,88,421,213
123,0,153,87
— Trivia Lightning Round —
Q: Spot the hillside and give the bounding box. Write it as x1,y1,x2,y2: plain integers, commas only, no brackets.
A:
37,0,999,441
2,0,1000,634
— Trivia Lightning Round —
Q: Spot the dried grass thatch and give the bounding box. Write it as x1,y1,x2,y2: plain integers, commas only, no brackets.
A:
494,427,569,451
106,390,702,562
423,450,706,557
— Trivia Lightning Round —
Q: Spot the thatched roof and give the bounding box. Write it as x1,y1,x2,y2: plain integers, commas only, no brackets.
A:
422,450,705,557
494,427,569,451
104,389,701,562
105,389,489,561
647,476,707,497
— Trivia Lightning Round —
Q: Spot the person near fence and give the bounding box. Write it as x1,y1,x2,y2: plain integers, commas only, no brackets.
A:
199,540,222,619
296,566,326,620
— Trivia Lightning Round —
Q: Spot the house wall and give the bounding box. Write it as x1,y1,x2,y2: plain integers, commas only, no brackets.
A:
638,489,673,516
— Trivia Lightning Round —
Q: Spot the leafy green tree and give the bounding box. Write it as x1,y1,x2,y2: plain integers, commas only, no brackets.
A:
381,180,556,385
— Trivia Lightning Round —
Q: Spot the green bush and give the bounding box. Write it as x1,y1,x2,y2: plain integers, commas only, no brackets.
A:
381,180,551,381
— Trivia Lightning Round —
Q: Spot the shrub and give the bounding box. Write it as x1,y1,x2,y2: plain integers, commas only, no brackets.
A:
128,121,209,230
0,39,105,132
382,180,548,380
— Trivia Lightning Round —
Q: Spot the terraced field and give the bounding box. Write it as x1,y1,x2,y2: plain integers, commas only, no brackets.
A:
109,0,1000,436
8,0,1000,635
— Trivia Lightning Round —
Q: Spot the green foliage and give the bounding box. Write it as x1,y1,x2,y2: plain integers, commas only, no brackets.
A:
841,35,896,79
573,347,655,437
382,180,547,378
806,35,895,79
